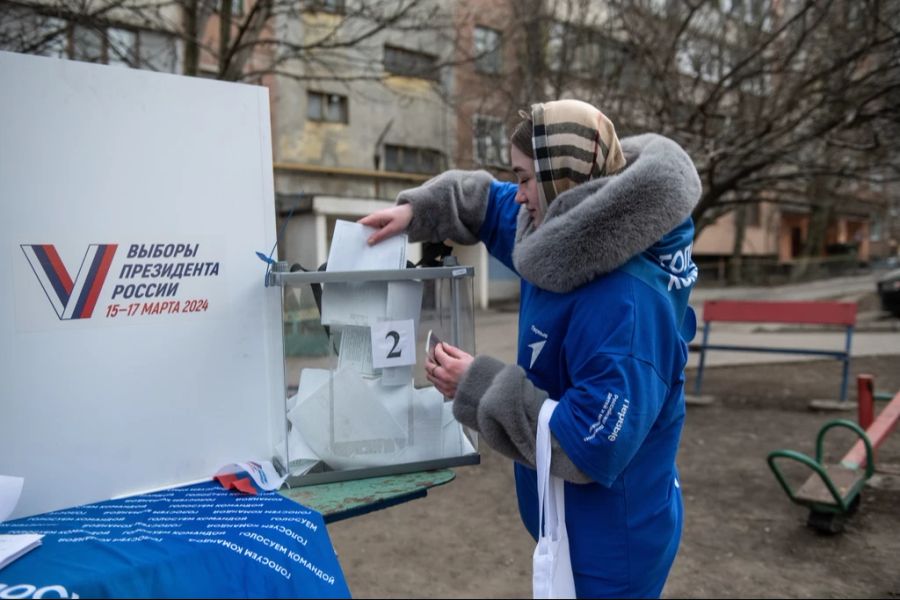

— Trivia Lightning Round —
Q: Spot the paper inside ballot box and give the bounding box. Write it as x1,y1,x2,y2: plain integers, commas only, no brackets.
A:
321,279,423,329
288,368,473,471
276,390,322,477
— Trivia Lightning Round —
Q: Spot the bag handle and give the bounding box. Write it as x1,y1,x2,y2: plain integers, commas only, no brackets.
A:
536,400,564,539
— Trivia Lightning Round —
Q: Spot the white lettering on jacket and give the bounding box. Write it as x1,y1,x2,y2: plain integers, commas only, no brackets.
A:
583,392,630,443
527,325,549,368
658,243,698,291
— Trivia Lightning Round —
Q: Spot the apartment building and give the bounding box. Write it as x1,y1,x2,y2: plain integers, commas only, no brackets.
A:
3,0,895,299
267,2,456,277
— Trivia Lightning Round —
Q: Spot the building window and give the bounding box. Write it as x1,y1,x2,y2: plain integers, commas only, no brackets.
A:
473,115,507,166
138,30,179,72
308,0,346,13
384,144,444,174
676,37,731,83
545,22,642,88
0,8,65,57
65,23,179,72
0,10,178,71
720,0,772,28
649,0,679,14
473,26,502,74
745,202,761,227
307,91,349,123
216,0,245,17
71,25,105,63
106,28,137,67
870,220,882,242
384,45,439,80
36,18,70,57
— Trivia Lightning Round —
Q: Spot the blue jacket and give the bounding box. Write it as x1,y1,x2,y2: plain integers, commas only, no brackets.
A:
401,132,702,598
480,179,697,597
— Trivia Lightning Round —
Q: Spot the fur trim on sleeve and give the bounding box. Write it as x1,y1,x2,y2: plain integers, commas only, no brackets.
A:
396,170,494,245
454,356,592,484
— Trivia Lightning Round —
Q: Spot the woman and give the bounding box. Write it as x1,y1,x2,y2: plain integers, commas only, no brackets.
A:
360,99,700,598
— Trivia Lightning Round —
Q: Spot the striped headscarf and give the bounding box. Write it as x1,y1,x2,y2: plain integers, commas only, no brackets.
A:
531,99,626,215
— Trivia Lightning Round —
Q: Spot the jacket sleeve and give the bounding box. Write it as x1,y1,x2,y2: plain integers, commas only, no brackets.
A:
547,293,673,487
396,170,494,245
453,355,592,484
548,352,670,487
478,181,520,273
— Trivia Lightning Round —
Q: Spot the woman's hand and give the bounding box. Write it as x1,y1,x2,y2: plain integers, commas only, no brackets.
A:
425,342,474,399
357,204,413,245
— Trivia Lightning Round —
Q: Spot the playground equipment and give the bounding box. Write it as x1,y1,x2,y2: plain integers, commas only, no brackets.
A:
767,374,900,533
692,300,857,404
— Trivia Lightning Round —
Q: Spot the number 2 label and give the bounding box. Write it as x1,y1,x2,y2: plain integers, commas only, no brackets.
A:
384,331,402,358
370,319,415,368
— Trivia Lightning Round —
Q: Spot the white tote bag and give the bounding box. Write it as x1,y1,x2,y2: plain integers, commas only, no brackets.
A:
532,400,577,599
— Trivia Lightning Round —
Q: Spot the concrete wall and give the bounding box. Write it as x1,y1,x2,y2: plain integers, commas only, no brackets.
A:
272,5,455,175
694,202,780,257
267,1,481,301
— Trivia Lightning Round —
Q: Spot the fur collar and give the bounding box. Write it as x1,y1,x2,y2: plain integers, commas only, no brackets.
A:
512,133,701,293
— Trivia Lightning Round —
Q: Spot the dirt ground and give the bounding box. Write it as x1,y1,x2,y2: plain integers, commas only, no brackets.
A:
326,354,900,598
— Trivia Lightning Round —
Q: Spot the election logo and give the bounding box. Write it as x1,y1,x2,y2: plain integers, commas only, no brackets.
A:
20,244,118,320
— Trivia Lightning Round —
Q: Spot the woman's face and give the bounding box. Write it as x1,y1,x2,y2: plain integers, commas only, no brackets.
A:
510,144,542,227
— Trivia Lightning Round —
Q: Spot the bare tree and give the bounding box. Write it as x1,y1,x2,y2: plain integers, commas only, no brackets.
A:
5,0,897,260
492,0,900,249
0,0,455,84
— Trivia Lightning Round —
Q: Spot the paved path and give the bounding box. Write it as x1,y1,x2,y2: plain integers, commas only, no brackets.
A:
689,272,879,304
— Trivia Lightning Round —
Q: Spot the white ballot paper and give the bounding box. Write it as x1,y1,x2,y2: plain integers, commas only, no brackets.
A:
0,533,42,570
412,386,444,458
337,325,378,376
320,220,407,327
275,399,322,478
290,366,406,470
0,475,24,523
289,368,457,470
326,220,407,271
277,370,331,475
443,401,477,458
380,365,413,387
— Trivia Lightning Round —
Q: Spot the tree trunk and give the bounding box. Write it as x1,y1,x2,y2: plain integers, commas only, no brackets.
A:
727,205,747,285
218,0,232,78
519,0,545,105
792,176,833,281
183,0,199,77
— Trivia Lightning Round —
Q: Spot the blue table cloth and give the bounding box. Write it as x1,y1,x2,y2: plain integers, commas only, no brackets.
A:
0,481,350,598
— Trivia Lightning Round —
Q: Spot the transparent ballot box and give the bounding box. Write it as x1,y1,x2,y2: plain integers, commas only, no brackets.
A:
268,262,479,485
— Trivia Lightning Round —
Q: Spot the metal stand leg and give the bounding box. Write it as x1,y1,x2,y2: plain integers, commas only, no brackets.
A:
694,323,711,395
838,326,854,404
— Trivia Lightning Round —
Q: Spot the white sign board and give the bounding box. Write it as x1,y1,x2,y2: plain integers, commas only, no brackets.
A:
0,52,284,519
